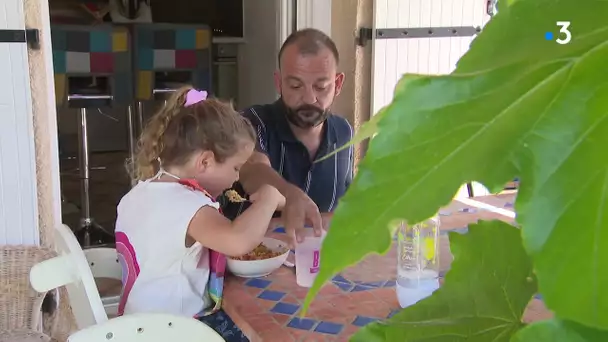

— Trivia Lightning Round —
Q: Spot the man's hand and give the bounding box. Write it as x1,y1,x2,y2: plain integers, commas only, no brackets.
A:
281,187,323,247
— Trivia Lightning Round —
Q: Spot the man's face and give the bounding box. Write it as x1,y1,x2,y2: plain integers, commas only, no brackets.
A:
275,45,345,129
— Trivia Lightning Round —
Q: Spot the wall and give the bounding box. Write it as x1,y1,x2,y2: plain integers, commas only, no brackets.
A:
24,0,63,246
331,0,373,165
237,0,281,109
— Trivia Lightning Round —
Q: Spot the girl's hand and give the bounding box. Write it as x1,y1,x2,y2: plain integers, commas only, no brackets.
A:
250,185,285,209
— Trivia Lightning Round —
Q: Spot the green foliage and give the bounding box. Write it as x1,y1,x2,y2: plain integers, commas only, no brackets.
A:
302,0,608,340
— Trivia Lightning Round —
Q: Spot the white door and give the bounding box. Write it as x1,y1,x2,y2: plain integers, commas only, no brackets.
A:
0,0,40,244
371,0,492,198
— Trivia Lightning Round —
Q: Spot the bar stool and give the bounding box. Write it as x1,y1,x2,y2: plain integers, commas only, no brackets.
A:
127,24,213,186
52,24,134,247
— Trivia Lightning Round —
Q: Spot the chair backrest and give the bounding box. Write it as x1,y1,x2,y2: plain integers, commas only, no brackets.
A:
29,224,108,330
67,313,225,342
83,247,122,280
0,246,56,331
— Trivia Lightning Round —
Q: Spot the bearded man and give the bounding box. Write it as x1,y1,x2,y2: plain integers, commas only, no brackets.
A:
226,28,354,245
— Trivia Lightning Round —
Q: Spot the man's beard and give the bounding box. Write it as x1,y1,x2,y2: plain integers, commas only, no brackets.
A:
282,98,330,129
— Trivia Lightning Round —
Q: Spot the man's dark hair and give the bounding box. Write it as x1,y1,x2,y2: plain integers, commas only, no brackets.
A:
278,28,340,67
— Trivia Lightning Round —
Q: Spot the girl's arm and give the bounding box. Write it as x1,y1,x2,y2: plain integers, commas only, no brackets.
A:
187,185,284,257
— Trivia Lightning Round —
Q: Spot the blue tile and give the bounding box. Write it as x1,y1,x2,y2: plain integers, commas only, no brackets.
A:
271,302,299,315
332,275,350,284
258,290,285,301
459,207,477,213
90,31,111,52
314,321,343,335
245,278,271,289
333,281,354,292
175,29,196,49
52,50,66,73
534,293,543,300
383,280,396,287
388,310,400,318
273,227,286,233
504,202,514,208
51,31,67,50
439,270,447,278
287,317,317,331
361,281,386,288
352,316,378,327
351,285,374,292
137,48,154,70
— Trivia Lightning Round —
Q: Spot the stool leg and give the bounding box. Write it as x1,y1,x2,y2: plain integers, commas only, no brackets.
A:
76,108,114,248
126,104,138,188
77,108,92,245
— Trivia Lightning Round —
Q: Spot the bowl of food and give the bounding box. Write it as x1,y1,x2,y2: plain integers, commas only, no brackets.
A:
227,237,290,278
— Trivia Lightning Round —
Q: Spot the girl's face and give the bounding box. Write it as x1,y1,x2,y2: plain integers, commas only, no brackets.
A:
194,142,254,197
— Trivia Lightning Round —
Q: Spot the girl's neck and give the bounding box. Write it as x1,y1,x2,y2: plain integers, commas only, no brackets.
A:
155,166,191,182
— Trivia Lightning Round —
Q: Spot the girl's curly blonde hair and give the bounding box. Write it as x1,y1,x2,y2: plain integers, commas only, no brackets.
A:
127,86,256,181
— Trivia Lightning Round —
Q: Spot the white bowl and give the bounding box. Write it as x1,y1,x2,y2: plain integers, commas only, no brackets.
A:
227,237,290,278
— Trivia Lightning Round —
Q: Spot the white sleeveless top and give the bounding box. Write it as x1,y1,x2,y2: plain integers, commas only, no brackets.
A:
115,180,218,317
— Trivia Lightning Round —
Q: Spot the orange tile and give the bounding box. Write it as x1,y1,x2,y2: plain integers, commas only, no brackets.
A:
281,294,301,304
258,328,294,342
246,286,263,296
272,313,291,326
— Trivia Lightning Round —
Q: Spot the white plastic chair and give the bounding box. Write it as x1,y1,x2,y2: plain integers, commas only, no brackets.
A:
83,248,122,317
67,313,224,342
30,224,108,330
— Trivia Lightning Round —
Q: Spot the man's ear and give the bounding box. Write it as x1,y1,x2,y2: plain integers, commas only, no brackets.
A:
335,73,345,96
273,70,282,94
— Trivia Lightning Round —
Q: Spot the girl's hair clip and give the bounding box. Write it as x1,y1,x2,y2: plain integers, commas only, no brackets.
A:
184,89,208,107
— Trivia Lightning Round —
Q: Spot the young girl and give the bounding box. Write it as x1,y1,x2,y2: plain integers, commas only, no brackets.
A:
115,87,284,342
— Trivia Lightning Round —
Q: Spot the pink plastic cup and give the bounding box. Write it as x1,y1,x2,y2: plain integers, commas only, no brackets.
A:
295,229,326,287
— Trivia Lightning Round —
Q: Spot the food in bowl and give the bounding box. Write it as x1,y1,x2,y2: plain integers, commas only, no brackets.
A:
225,189,246,203
230,243,287,261
226,237,290,278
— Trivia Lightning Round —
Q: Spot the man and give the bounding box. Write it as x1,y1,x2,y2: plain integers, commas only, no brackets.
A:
224,28,354,246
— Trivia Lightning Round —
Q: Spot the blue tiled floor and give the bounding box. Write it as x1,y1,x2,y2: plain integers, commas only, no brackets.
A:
245,278,271,289
314,321,343,335
287,317,317,330
352,316,378,327
271,302,299,315
258,290,285,301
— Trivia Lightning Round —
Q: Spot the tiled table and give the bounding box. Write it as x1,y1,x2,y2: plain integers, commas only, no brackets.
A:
222,193,551,341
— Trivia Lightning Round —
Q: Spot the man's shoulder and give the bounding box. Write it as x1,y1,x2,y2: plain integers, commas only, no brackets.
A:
328,114,353,140
240,103,276,127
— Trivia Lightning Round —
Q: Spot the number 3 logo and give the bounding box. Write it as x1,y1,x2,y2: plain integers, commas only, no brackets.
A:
556,21,572,45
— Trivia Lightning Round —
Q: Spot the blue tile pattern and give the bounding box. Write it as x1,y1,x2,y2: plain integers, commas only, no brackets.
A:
351,285,375,292
332,275,350,283
315,321,343,334
352,316,378,327
334,282,354,292
459,207,477,213
245,278,271,289
384,280,396,287
273,227,286,233
287,317,317,330
271,302,299,315
258,290,285,301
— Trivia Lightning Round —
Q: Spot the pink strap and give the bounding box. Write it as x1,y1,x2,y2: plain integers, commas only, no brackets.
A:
116,232,140,316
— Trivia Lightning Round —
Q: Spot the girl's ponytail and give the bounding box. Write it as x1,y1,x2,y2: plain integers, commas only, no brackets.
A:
127,86,193,181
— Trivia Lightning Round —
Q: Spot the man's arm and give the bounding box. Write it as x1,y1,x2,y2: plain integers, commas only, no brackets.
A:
239,152,299,197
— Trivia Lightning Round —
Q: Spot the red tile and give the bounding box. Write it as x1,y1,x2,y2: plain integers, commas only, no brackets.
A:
272,313,291,326
327,295,359,312
90,52,114,73
258,299,278,310
281,294,301,304
354,300,391,318
258,328,294,342
175,49,197,68
372,288,399,307
246,286,263,296
301,332,326,341
247,313,281,332
318,283,342,296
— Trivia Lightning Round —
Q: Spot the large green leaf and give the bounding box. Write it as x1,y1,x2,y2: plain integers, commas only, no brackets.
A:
352,221,536,342
512,319,608,342
303,0,608,331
